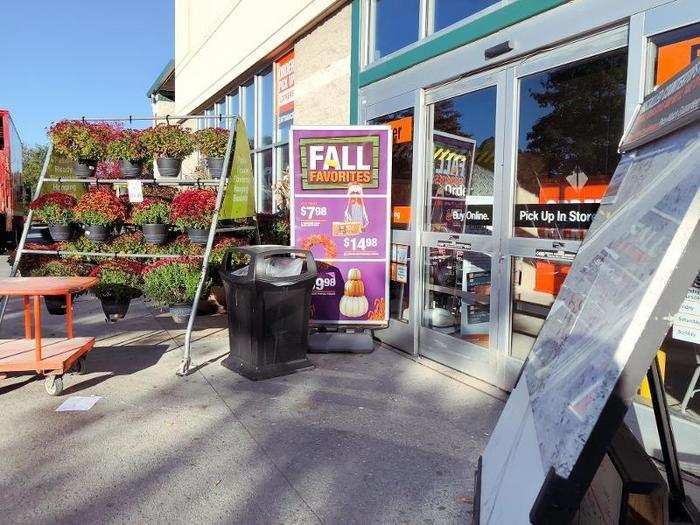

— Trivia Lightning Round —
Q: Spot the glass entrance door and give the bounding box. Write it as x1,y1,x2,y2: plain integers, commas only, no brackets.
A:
418,71,508,388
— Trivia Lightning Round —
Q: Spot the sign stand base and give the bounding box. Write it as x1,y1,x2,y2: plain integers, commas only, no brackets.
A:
308,331,374,354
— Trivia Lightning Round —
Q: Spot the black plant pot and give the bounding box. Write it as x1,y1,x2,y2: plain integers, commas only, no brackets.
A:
100,297,131,323
47,224,74,242
187,228,209,244
74,159,97,178
120,159,143,179
45,295,68,316
156,157,182,178
169,304,192,324
206,157,225,178
84,224,109,242
142,223,168,244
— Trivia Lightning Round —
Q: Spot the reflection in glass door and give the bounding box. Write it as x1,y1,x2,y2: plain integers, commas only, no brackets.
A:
369,106,416,352
419,75,506,387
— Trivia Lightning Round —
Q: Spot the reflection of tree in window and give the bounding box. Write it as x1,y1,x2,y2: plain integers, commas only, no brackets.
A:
518,51,627,195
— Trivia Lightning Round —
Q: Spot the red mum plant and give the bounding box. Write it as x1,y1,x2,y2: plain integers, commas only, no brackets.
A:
49,120,120,162
29,192,77,225
170,189,216,231
74,188,127,226
209,236,247,268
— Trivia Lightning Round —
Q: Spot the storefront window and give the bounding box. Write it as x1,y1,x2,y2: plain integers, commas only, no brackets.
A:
228,90,240,129
430,87,496,234
510,257,571,360
260,68,274,147
243,80,255,147
215,99,226,125
259,148,273,212
371,0,420,60
369,109,414,230
390,244,410,323
423,247,491,349
513,49,628,240
432,0,499,33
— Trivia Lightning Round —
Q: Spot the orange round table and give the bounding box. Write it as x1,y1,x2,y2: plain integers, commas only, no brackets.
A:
0,277,98,395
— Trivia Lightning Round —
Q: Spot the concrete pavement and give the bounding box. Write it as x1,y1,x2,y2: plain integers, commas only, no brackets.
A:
0,292,504,524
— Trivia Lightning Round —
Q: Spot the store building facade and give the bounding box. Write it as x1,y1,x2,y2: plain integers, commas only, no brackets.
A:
148,0,354,211
354,0,699,477
152,0,700,477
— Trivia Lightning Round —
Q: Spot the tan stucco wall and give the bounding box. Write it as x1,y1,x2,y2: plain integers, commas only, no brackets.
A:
293,3,351,125
175,0,346,115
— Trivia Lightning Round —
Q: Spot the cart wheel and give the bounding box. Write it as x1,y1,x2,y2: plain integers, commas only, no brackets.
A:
44,375,64,396
72,356,87,375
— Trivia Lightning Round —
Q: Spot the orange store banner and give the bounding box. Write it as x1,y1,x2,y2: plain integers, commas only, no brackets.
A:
276,51,295,117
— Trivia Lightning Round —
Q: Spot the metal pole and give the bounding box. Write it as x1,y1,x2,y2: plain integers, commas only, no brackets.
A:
76,114,236,123
646,356,686,503
0,143,54,327
177,118,237,376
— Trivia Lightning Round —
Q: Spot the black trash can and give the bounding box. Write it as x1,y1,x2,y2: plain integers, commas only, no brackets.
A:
220,245,317,380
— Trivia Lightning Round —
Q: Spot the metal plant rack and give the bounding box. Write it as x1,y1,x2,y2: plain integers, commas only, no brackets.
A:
0,115,256,376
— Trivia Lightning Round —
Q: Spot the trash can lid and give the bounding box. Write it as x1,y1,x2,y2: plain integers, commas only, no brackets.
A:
221,245,317,284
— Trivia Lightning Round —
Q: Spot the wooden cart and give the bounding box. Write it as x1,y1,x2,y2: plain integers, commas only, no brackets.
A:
0,277,98,395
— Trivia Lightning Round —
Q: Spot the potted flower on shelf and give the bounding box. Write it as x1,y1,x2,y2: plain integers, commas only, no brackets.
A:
30,259,94,315
49,120,117,177
90,259,144,322
74,188,127,242
193,127,229,178
29,191,77,241
141,124,194,178
143,257,207,323
107,231,147,254
106,129,149,179
156,234,204,256
170,188,215,244
130,198,171,244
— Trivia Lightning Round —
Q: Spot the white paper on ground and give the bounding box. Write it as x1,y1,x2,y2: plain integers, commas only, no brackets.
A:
56,396,102,412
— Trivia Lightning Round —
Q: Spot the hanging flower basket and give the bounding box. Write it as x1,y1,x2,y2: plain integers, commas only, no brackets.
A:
30,259,95,316
194,128,229,179
74,188,127,243
170,189,216,244
90,259,144,322
49,120,118,177
141,124,194,178
130,198,171,245
142,257,207,323
106,129,149,179
29,192,78,242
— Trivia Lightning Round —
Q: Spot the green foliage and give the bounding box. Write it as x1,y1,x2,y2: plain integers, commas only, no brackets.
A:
131,200,171,225
22,144,49,197
35,203,74,225
155,235,203,256
143,260,204,306
108,232,147,254
30,259,93,278
193,128,228,158
76,210,113,226
174,216,210,231
106,130,148,161
49,120,116,161
141,124,194,159
65,235,104,261
94,269,142,302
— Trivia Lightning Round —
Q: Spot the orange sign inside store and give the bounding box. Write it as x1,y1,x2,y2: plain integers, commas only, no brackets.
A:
387,116,413,144
392,205,411,225
655,36,700,86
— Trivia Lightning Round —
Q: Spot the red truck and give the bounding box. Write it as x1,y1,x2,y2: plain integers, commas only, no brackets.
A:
0,109,25,249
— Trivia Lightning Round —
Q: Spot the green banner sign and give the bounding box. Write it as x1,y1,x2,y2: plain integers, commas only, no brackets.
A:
220,119,256,220
41,154,88,198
